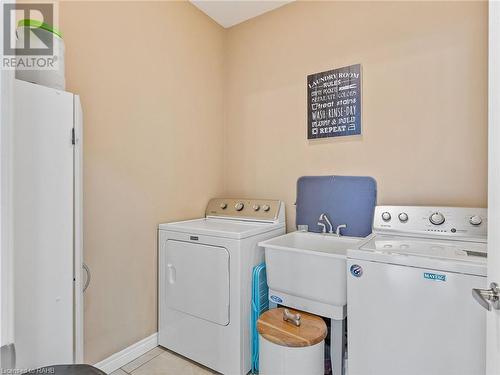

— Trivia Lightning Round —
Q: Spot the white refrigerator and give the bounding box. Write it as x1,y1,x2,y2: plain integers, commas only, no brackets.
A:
11,79,84,369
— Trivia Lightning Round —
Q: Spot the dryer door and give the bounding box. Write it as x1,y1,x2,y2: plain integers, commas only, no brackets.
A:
165,240,230,326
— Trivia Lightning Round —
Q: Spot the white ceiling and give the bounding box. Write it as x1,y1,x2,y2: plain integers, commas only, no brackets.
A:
190,0,294,28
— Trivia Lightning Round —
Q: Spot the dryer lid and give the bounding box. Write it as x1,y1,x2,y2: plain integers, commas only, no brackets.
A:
159,218,283,239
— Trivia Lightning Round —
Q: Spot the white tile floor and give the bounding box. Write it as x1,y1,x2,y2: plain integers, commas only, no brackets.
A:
110,347,217,375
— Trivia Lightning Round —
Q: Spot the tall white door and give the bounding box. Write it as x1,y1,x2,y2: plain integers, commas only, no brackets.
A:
13,79,75,369
0,0,16,361
487,2,500,374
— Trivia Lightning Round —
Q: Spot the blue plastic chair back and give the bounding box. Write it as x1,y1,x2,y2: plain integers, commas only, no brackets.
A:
251,263,269,373
296,175,377,237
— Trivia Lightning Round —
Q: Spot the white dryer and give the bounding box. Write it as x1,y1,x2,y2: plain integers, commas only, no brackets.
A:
158,198,285,375
347,205,487,375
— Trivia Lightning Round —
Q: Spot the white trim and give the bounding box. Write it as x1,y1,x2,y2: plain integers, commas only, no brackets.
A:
0,2,3,346
487,1,500,374
0,71,14,349
73,95,84,363
93,333,158,374
0,0,15,347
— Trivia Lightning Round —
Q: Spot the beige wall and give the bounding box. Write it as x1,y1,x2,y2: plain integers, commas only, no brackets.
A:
59,1,225,363
224,1,488,231
59,0,488,365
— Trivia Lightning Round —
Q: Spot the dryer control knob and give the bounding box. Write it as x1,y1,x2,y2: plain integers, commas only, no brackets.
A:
235,202,244,211
262,204,271,212
470,215,483,226
398,212,409,222
429,212,445,225
220,203,228,209
253,204,260,211
381,212,391,221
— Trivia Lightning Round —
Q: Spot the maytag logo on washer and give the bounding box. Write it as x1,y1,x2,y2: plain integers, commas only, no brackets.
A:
350,264,363,277
424,272,446,282
270,295,283,304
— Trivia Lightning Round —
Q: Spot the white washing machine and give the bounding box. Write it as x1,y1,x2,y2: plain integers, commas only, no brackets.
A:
158,198,285,375
347,205,487,375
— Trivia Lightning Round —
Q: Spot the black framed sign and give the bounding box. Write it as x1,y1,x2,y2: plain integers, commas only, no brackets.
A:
307,64,362,139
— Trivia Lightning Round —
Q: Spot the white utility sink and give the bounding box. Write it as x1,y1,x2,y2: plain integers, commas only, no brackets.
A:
259,231,367,319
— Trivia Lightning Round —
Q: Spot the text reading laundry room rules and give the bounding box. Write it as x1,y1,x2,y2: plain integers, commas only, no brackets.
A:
307,64,362,139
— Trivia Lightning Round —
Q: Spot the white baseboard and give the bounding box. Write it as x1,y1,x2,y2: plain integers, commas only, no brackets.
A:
94,333,158,374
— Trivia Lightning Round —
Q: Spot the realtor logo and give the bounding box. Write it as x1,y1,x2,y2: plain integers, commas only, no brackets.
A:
2,3,58,70
3,3,54,55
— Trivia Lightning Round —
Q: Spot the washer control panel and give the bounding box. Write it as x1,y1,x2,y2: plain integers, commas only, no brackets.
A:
205,198,281,221
373,205,487,242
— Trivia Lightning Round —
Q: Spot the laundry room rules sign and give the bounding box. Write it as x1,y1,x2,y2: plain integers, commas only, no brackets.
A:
307,64,362,139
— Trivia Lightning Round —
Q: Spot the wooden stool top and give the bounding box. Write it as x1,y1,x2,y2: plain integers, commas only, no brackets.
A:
257,308,327,347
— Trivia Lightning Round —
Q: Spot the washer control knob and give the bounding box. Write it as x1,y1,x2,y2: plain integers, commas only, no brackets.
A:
262,204,271,212
429,212,445,225
253,204,260,211
220,203,228,209
398,212,409,222
235,202,244,211
470,215,483,226
381,212,391,222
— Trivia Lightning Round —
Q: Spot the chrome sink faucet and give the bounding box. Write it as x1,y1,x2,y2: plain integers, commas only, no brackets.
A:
336,224,347,236
318,213,334,234
318,213,347,236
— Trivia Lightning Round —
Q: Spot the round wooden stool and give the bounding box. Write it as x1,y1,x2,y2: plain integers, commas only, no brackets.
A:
257,307,327,375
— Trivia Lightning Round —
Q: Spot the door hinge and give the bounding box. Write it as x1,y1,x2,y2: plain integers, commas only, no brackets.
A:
71,128,76,145
472,282,500,311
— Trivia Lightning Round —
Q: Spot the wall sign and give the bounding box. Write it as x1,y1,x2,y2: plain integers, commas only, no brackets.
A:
307,64,362,139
